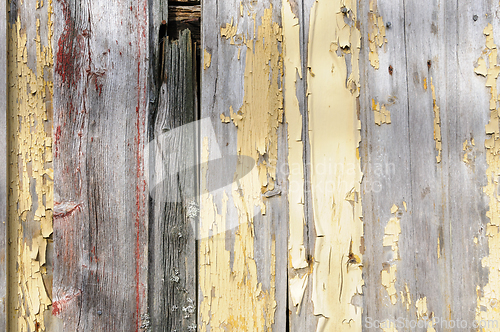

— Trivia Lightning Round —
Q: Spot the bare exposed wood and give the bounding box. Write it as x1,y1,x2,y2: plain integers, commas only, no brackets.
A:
359,0,413,326
149,29,197,331
0,0,6,328
52,0,149,330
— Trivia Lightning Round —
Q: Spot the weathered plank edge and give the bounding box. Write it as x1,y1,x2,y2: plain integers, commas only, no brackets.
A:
0,0,6,328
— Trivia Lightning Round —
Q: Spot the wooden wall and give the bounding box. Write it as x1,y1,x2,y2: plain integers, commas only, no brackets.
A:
3,0,500,331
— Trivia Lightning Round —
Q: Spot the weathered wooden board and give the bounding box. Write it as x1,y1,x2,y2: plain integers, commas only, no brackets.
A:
51,0,149,330
7,0,56,330
402,0,489,328
284,0,318,330
359,0,414,328
5,0,500,331
0,0,6,328
148,30,197,331
200,0,287,329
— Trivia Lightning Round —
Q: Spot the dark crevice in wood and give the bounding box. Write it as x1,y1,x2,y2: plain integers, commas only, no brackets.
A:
167,5,200,45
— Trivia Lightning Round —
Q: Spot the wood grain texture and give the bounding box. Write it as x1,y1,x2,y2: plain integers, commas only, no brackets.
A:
359,0,413,326
403,0,488,326
148,30,197,331
200,0,287,329
52,0,149,330
0,0,6,328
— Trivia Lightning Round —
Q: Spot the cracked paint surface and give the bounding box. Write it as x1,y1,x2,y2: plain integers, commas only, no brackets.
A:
199,6,282,331
475,23,500,331
307,0,363,330
7,1,54,331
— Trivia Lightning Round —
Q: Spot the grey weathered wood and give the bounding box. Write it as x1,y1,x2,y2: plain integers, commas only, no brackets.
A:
52,0,149,330
200,0,287,329
359,0,413,326
0,0,6,328
403,0,489,326
149,29,197,331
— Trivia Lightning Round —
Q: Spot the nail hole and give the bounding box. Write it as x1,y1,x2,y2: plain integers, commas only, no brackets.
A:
386,21,392,28
427,60,432,69
388,65,393,75
473,15,478,21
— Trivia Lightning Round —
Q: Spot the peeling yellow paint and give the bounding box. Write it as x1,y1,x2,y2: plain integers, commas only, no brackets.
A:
423,77,427,90
404,283,411,310
307,0,363,329
381,205,401,305
475,23,500,332
200,6,282,331
283,0,307,274
8,1,54,331
368,0,387,70
463,138,475,165
203,48,211,70
220,18,238,44
415,297,437,332
430,78,442,163
220,112,231,123
416,297,428,320
381,265,397,305
372,99,391,125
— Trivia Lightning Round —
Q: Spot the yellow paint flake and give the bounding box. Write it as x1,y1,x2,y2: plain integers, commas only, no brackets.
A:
220,18,238,44
430,78,442,163
381,205,401,305
404,283,411,310
8,1,54,331
475,23,500,332
368,0,387,69
416,297,428,319
381,265,397,305
307,0,363,329
219,112,230,123
423,77,427,90
372,100,391,125
203,48,211,70
200,6,282,331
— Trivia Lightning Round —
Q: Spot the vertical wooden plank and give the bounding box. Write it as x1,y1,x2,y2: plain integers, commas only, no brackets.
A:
466,1,500,329
52,0,149,330
402,0,489,327
0,0,6,328
7,0,55,330
148,30,197,331
359,0,413,327
200,0,287,330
